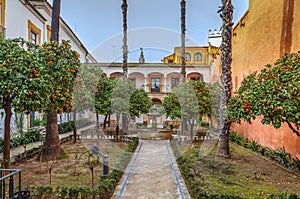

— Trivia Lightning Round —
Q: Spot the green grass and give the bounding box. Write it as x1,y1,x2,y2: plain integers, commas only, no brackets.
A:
172,140,300,198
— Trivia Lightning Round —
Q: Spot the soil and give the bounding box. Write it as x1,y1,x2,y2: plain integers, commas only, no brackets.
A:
12,139,130,188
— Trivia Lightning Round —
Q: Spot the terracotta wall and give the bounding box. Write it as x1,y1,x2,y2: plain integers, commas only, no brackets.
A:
212,0,300,157
232,117,300,158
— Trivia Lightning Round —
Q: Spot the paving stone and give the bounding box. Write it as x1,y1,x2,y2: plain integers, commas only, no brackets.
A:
112,140,191,199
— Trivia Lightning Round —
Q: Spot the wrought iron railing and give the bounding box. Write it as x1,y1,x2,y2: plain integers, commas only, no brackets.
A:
0,168,30,199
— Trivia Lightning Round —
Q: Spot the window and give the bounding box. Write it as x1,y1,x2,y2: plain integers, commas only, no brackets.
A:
168,59,173,63
28,20,41,45
194,53,202,61
171,78,179,89
151,78,160,93
185,53,191,61
30,31,37,44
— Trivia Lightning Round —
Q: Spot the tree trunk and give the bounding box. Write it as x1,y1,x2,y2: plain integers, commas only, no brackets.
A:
109,114,111,126
116,113,120,140
188,119,195,140
122,114,127,132
103,114,107,129
41,0,64,160
121,0,128,80
73,111,77,143
180,0,186,83
217,0,233,157
50,0,61,41
2,98,12,168
42,112,64,161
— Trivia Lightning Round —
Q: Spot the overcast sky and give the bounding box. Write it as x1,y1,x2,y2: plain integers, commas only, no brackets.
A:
47,0,248,62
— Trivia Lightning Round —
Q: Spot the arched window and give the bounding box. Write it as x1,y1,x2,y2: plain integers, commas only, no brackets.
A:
194,53,202,61
185,53,191,61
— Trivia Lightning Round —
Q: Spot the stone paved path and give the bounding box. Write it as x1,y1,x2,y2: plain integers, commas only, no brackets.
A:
112,140,191,199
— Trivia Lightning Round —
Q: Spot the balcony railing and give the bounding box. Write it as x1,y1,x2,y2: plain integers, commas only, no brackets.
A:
0,168,30,199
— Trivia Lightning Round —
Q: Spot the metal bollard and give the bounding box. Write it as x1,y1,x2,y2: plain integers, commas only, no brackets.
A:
102,155,109,177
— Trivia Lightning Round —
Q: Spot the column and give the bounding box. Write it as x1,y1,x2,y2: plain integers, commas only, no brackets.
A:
144,75,148,92
164,76,167,93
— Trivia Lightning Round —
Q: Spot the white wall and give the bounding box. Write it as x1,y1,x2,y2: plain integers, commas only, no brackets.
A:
6,0,45,41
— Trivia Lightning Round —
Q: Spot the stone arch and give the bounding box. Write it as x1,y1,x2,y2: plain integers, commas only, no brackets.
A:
166,72,181,91
187,72,203,81
128,72,144,89
152,98,163,105
109,72,123,79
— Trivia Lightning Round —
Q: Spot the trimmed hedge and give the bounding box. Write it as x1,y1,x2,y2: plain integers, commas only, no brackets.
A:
0,130,40,153
58,118,92,134
0,119,92,153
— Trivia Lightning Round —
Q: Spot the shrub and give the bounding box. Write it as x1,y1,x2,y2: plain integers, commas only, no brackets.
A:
58,119,92,134
229,131,300,171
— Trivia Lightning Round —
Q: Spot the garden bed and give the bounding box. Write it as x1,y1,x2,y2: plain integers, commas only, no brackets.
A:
12,137,139,199
172,140,300,198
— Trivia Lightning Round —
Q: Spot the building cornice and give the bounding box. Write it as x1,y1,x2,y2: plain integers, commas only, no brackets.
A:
20,0,47,23
85,63,210,68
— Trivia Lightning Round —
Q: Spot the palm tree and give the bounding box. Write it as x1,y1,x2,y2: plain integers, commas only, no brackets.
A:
42,0,64,161
120,0,128,133
217,0,233,157
179,0,189,136
181,0,186,83
122,0,128,80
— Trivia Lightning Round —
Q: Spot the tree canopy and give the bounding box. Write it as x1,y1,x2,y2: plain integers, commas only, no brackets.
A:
95,76,119,116
227,51,300,136
162,80,211,122
129,89,152,118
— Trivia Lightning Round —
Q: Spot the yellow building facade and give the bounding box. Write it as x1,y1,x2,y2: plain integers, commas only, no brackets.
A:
163,46,219,65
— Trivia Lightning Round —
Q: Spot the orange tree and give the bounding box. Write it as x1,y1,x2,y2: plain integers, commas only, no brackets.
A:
162,92,181,121
37,40,81,160
111,80,135,137
227,52,300,136
129,89,152,120
95,76,119,129
0,37,48,168
72,65,102,143
162,80,211,139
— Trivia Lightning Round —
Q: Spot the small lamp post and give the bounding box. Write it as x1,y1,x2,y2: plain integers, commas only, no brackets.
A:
102,155,109,177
